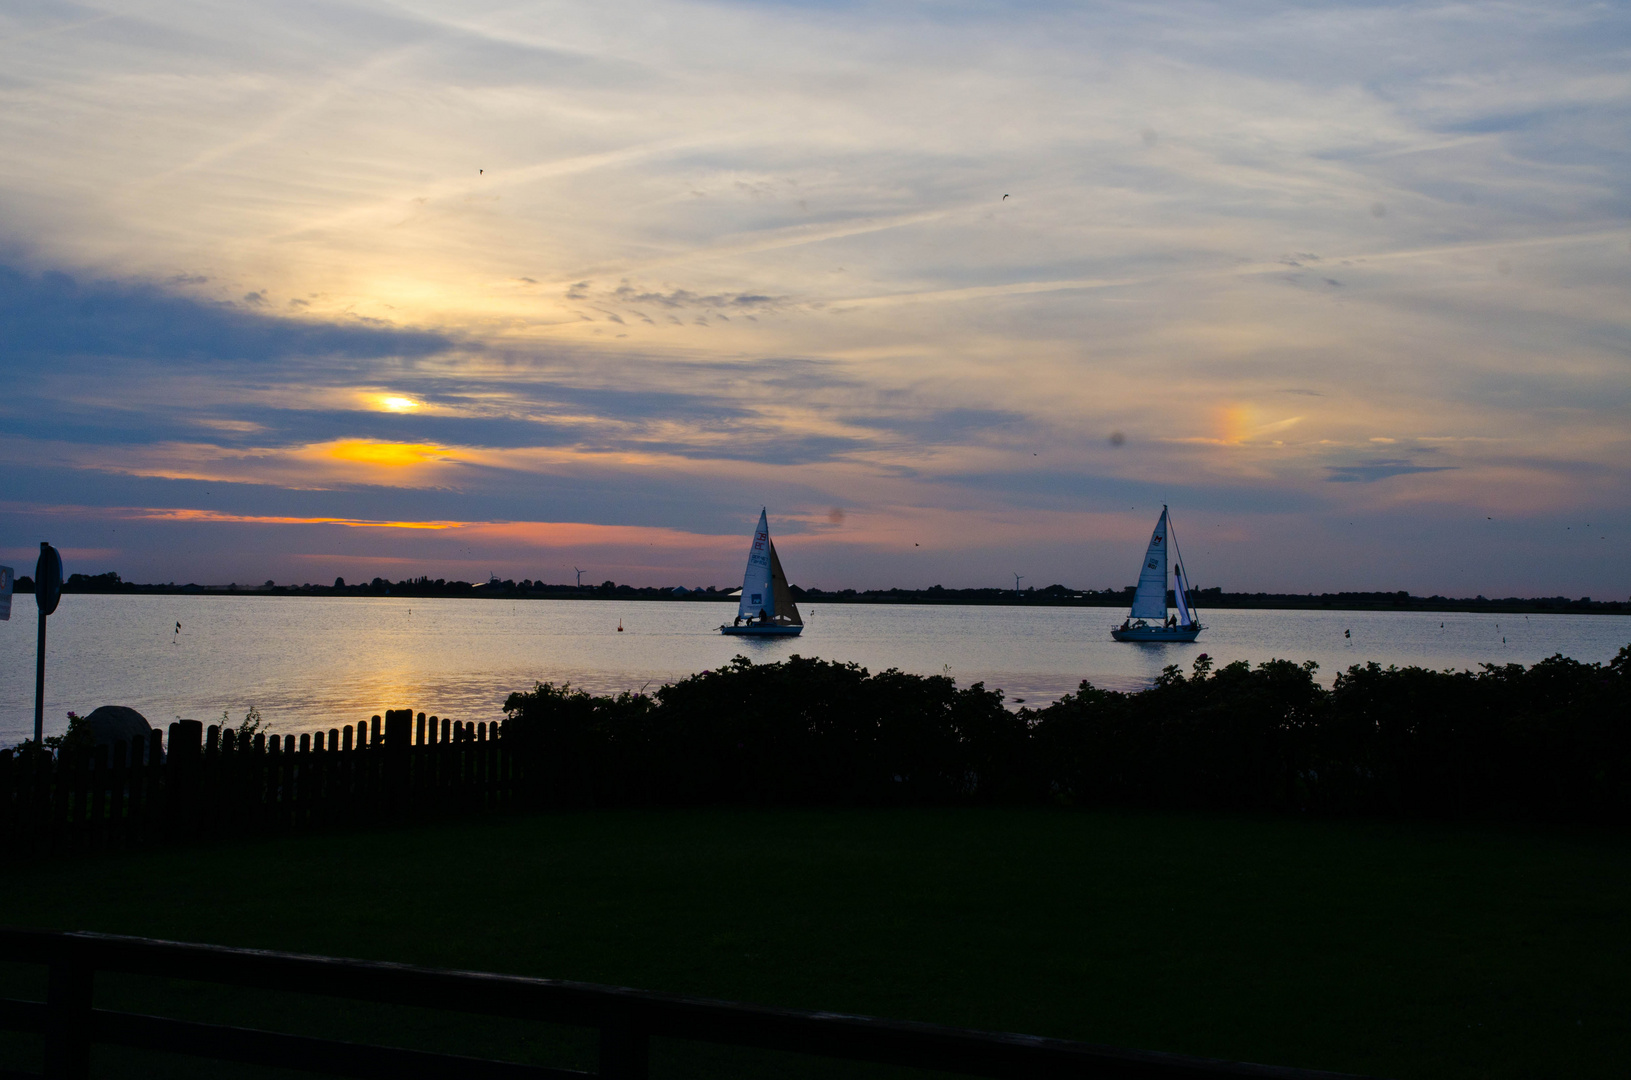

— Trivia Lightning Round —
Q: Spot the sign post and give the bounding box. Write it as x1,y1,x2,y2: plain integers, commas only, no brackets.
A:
35,542,62,747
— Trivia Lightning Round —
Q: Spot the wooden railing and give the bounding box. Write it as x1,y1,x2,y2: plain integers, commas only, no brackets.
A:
0,930,1377,1080
0,710,510,856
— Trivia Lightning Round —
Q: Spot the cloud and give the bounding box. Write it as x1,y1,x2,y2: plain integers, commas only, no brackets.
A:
127,507,467,530
1,0,1630,593
0,265,452,368
606,281,789,312
1325,460,1458,483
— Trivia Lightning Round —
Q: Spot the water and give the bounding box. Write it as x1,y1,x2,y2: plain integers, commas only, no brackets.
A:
2,596,1627,744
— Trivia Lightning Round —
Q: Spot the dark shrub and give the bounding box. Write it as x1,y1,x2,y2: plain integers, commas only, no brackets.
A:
501,646,1631,823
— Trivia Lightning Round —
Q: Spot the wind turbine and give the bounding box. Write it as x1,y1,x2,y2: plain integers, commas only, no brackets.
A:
574,567,585,588
1013,572,1025,594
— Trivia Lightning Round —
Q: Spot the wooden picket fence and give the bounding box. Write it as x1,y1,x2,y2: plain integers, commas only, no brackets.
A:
0,710,512,857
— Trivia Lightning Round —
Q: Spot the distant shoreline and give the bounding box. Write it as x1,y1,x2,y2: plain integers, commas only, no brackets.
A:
11,572,1626,616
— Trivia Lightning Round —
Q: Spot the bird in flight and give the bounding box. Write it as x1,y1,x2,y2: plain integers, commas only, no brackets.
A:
1002,194,1010,200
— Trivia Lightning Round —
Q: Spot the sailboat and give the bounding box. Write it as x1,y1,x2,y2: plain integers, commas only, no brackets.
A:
720,508,804,636
1111,505,1204,642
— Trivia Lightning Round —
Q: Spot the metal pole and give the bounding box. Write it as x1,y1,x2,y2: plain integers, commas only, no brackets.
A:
35,606,46,746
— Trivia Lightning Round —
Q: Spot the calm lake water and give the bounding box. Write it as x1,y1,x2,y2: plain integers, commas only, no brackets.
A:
2,596,1628,744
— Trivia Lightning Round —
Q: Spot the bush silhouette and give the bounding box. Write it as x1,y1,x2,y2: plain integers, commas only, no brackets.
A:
503,646,1631,823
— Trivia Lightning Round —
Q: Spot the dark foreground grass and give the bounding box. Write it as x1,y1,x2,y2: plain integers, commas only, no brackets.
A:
3,808,1629,1079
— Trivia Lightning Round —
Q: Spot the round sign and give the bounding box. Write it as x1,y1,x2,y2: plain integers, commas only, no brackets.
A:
35,542,62,617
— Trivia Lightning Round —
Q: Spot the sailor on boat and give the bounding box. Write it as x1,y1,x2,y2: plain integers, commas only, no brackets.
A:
720,508,805,637
1110,505,1204,643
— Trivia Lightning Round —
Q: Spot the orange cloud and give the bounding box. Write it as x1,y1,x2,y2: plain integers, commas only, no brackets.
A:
319,440,454,468
123,508,468,530
1216,404,1254,444
1176,405,1304,447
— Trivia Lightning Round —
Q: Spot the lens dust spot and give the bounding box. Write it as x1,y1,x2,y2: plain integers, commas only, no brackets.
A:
1109,431,1126,447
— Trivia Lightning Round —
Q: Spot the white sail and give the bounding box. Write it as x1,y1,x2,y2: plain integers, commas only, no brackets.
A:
737,508,774,621
1128,507,1169,619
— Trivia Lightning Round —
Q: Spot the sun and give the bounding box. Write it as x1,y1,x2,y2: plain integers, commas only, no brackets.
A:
379,396,420,412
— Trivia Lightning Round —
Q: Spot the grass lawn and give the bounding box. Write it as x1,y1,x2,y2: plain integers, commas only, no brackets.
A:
3,807,1629,1079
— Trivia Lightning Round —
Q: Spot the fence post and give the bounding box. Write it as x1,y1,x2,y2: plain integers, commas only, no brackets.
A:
203,724,221,839
385,709,411,815
108,741,127,850
598,1006,649,1080
68,751,90,852
125,736,145,846
145,728,164,842
89,745,108,849
365,717,380,815
44,944,94,1080
50,749,72,849
414,712,427,807
168,719,203,840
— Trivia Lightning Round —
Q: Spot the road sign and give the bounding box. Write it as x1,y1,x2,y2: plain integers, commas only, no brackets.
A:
0,565,11,621
35,543,62,616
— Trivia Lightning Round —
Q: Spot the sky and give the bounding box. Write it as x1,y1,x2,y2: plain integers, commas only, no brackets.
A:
1,0,1628,596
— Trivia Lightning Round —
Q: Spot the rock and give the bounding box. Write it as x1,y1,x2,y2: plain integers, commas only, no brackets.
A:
81,705,152,751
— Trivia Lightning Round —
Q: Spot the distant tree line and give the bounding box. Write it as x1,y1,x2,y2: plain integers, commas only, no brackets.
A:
502,646,1631,824
7,571,1625,613
9,572,733,601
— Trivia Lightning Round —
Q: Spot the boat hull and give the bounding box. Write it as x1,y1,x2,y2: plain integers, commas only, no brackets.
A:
720,624,804,636
1111,626,1202,643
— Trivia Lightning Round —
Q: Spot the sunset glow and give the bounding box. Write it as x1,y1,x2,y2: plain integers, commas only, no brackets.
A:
322,441,452,470
1,1,1627,593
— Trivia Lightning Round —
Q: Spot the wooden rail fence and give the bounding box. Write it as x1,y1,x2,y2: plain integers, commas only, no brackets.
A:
1,710,512,856
0,929,1378,1080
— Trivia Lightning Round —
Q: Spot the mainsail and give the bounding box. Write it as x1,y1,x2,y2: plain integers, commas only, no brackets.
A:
1128,507,1169,619
737,508,774,621
768,540,803,626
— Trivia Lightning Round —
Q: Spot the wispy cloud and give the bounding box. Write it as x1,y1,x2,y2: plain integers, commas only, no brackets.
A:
1325,460,1458,484
1,0,1629,592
